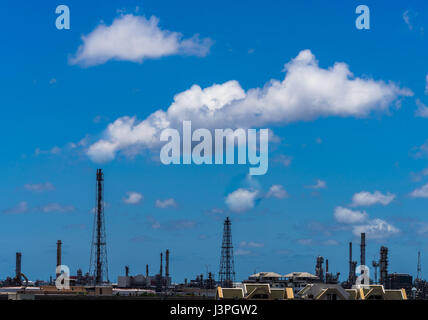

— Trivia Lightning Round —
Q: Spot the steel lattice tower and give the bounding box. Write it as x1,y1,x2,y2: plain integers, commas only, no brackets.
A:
89,169,109,285
219,217,235,288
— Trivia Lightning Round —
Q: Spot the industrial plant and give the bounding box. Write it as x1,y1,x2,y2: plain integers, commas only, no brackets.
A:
1,169,427,300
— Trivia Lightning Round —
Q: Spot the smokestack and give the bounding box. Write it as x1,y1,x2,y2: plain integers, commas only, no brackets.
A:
360,233,366,266
160,252,163,277
125,266,129,277
165,249,170,278
146,264,149,277
349,242,352,279
380,246,388,286
326,259,329,273
56,240,62,278
16,252,22,280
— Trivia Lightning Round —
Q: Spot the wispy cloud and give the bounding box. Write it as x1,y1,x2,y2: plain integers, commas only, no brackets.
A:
3,202,74,214
155,198,177,208
410,183,428,198
306,179,327,189
24,182,55,192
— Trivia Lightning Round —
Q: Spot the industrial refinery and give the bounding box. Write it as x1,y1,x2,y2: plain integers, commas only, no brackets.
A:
0,169,427,301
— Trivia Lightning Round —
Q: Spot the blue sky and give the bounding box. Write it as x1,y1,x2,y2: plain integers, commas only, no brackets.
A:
1,0,428,283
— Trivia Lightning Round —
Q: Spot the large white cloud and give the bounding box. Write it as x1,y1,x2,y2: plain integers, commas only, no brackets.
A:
86,50,412,162
70,14,212,67
351,191,395,207
334,206,368,224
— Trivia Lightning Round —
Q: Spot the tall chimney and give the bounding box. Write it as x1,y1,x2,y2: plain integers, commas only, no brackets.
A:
146,264,149,277
125,265,129,277
160,252,163,277
16,252,22,280
349,242,352,280
360,233,366,266
326,259,329,273
56,240,62,278
165,249,170,278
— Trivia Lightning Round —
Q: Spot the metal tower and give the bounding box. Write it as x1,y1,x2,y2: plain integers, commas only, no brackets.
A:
89,169,109,285
219,217,235,288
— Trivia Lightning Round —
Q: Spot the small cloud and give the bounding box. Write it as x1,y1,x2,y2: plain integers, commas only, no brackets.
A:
3,201,29,214
266,185,289,199
146,216,196,231
225,188,259,212
403,10,413,30
352,219,399,239
425,75,428,95
24,182,55,192
410,168,428,182
409,183,428,198
322,239,339,246
334,206,368,224
415,99,428,118
235,249,252,256
35,146,61,156
49,78,57,85
155,198,177,208
123,192,143,205
306,179,326,189
412,139,428,159
239,241,264,248
274,155,293,167
36,203,75,213
315,137,322,144
248,48,255,54
351,191,395,207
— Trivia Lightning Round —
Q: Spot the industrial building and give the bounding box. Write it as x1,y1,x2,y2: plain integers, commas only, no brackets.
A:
0,169,426,300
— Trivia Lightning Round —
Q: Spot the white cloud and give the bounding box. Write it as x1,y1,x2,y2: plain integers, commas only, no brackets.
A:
307,179,327,189
24,182,55,192
86,50,411,162
351,191,395,207
70,14,212,67
415,99,428,118
410,183,428,198
155,198,177,208
225,188,259,212
37,203,75,213
352,218,399,239
123,191,143,204
403,10,413,30
235,249,252,256
334,206,368,224
3,201,29,214
266,184,288,199
425,75,428,95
